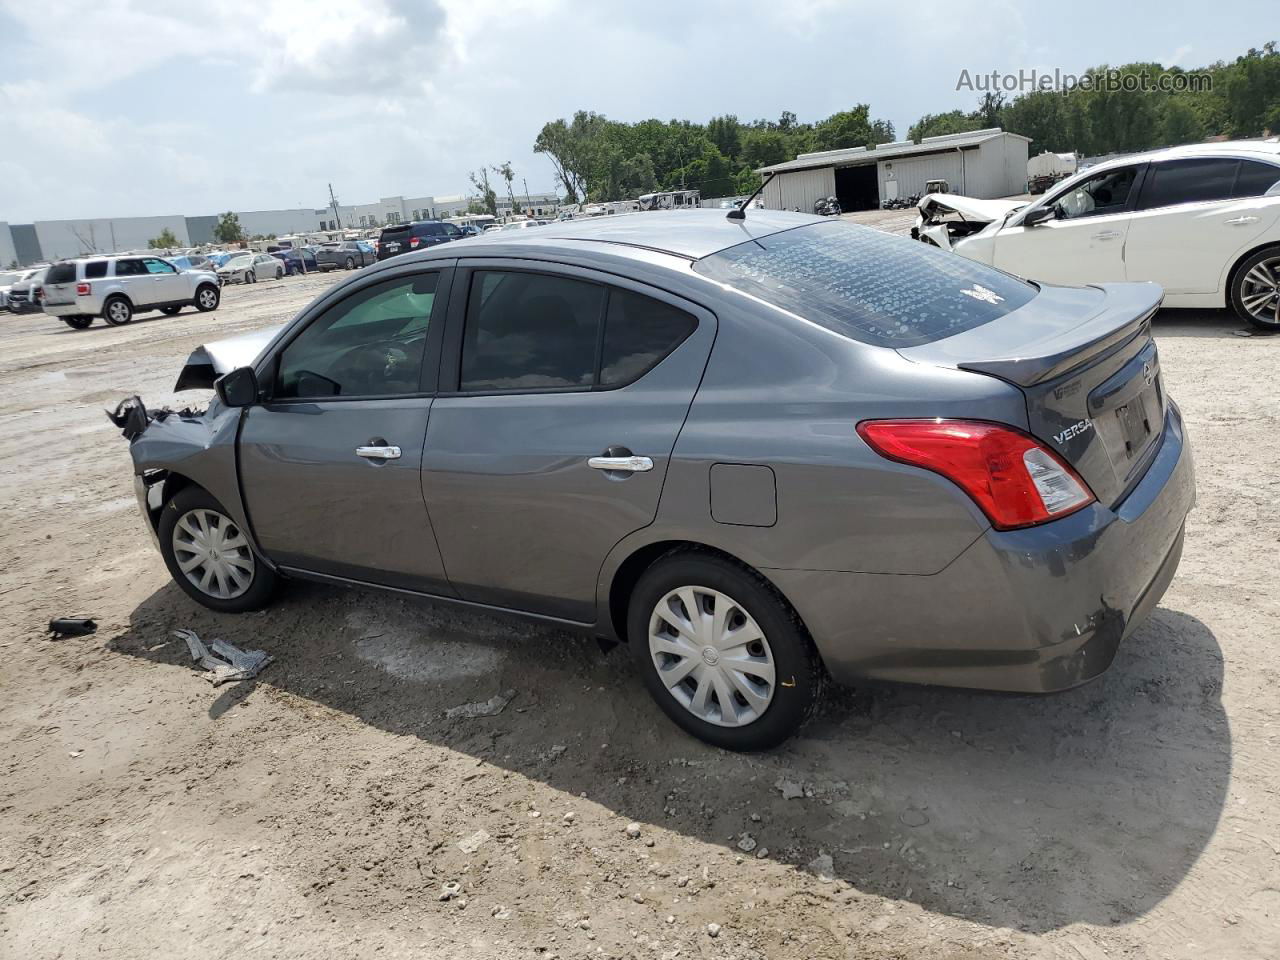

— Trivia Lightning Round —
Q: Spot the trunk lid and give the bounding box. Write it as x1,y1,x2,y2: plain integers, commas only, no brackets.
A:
899,282,1166,507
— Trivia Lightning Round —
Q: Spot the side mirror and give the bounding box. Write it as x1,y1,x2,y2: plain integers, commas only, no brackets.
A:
216,366,259,408
1023,205,1057,228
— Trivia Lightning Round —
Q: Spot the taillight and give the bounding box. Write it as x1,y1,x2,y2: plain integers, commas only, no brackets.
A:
76,282,91,296
409,236,422,248
856,419,1095,530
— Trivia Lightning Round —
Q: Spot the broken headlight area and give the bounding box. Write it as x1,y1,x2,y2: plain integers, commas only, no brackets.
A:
107,395,208,441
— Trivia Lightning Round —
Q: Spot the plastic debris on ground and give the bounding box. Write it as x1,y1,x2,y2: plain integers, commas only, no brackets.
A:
444,689,516,719
49,618,97,639
174,629,272,685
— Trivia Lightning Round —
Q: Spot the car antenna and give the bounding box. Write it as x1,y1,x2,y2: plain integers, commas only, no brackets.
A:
726,172,776,220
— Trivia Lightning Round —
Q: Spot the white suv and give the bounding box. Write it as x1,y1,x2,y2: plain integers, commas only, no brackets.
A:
42,255,221,329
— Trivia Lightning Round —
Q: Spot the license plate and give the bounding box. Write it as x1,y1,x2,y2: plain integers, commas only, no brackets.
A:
386,242,400,251
1115,390,1154,458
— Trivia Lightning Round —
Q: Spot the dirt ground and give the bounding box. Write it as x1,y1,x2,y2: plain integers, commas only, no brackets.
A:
1,238,1278,960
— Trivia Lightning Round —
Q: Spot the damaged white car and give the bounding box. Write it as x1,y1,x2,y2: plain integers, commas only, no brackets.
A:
912,141,1280,330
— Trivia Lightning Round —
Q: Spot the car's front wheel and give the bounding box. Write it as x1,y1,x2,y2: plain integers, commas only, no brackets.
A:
345,256,355,270
1231,246,1280,330
628,550,825,750
194,284,220,312
158,487,277,612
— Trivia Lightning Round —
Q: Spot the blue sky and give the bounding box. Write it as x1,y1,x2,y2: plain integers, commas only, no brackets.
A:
0,0,1269,222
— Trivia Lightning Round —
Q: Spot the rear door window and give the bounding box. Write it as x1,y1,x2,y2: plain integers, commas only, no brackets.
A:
460,272,606,391
1233,159,1280,198
1137,158,1238,209
84,261,108,280
694,221,1036,348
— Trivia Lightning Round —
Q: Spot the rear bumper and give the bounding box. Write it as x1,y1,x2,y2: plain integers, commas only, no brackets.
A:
45,300,100,317
771,402,1196,693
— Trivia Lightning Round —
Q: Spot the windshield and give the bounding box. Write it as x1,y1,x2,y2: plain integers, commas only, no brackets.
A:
693,221,1037,348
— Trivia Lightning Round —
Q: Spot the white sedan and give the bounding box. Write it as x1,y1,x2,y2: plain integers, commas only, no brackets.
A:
915,141,1280,329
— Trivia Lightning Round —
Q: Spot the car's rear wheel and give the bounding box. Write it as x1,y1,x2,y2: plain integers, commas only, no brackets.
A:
159,487,277,613
1231,246,1280,330
628,550,825,750
195,284,220,312
62,316,93,330
162,305,182,315
103,296,133,326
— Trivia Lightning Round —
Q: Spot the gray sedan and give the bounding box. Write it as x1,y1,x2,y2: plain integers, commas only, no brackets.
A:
315,240,373,272
113,210,1195,749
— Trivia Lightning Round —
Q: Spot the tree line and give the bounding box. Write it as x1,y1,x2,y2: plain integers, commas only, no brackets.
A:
534,42,1280,204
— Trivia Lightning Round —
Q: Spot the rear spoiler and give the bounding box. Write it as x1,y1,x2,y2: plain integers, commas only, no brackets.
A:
955,284,1163,387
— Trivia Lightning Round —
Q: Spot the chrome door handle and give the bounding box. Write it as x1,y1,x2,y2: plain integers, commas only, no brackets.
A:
1092,230,1123,240
1225,215,1260,225
588,455,653,473
356,445,401,460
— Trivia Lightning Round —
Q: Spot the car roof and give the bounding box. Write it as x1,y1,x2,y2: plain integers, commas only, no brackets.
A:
444,209,822,260
1085,138,1280,173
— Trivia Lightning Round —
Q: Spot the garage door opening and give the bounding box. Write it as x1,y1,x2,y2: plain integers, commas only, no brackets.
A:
835,165,879,212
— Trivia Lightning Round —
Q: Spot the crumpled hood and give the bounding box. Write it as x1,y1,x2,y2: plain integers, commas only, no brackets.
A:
917,193,1027,224
174,324,283,391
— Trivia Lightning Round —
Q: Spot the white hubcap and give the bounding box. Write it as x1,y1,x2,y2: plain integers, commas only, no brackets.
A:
648,586,775,727
172,508,254,599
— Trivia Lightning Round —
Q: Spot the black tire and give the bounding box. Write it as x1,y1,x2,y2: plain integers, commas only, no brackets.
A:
194,284,220,312
627,549,826,751
158,486,277,613
102,296,133,326
162,305,182,316
62,316,93,330
1230,246,1280,330
248,269,257,284
345,256,355,270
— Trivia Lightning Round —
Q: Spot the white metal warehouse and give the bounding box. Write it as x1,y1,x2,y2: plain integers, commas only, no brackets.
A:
756,128,1031,213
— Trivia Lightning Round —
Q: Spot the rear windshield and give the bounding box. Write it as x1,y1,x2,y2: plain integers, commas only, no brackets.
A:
380,225,410,237
46,263,77,284
694,221,1037,348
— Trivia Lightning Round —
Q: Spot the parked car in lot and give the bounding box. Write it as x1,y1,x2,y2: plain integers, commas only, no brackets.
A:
43,256,220,328
375,220,466,261
5,266,48,313
0,270,24,311
315,240,373,271
169,254,216,273
113,211,1194,749
218,253,283,284
270,246,319,275
913,140,1280,329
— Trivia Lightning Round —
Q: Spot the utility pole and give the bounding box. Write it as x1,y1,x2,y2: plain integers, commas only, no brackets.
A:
522,177,533,213
328,183,343,231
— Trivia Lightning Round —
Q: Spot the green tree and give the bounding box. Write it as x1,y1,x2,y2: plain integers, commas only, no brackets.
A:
812,105,892,152
1160,98,1204,145
469,169,497,216
707,114,742,159
148,227,179,249
492,161,519,214
213,212,244,245
908,109,983,142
